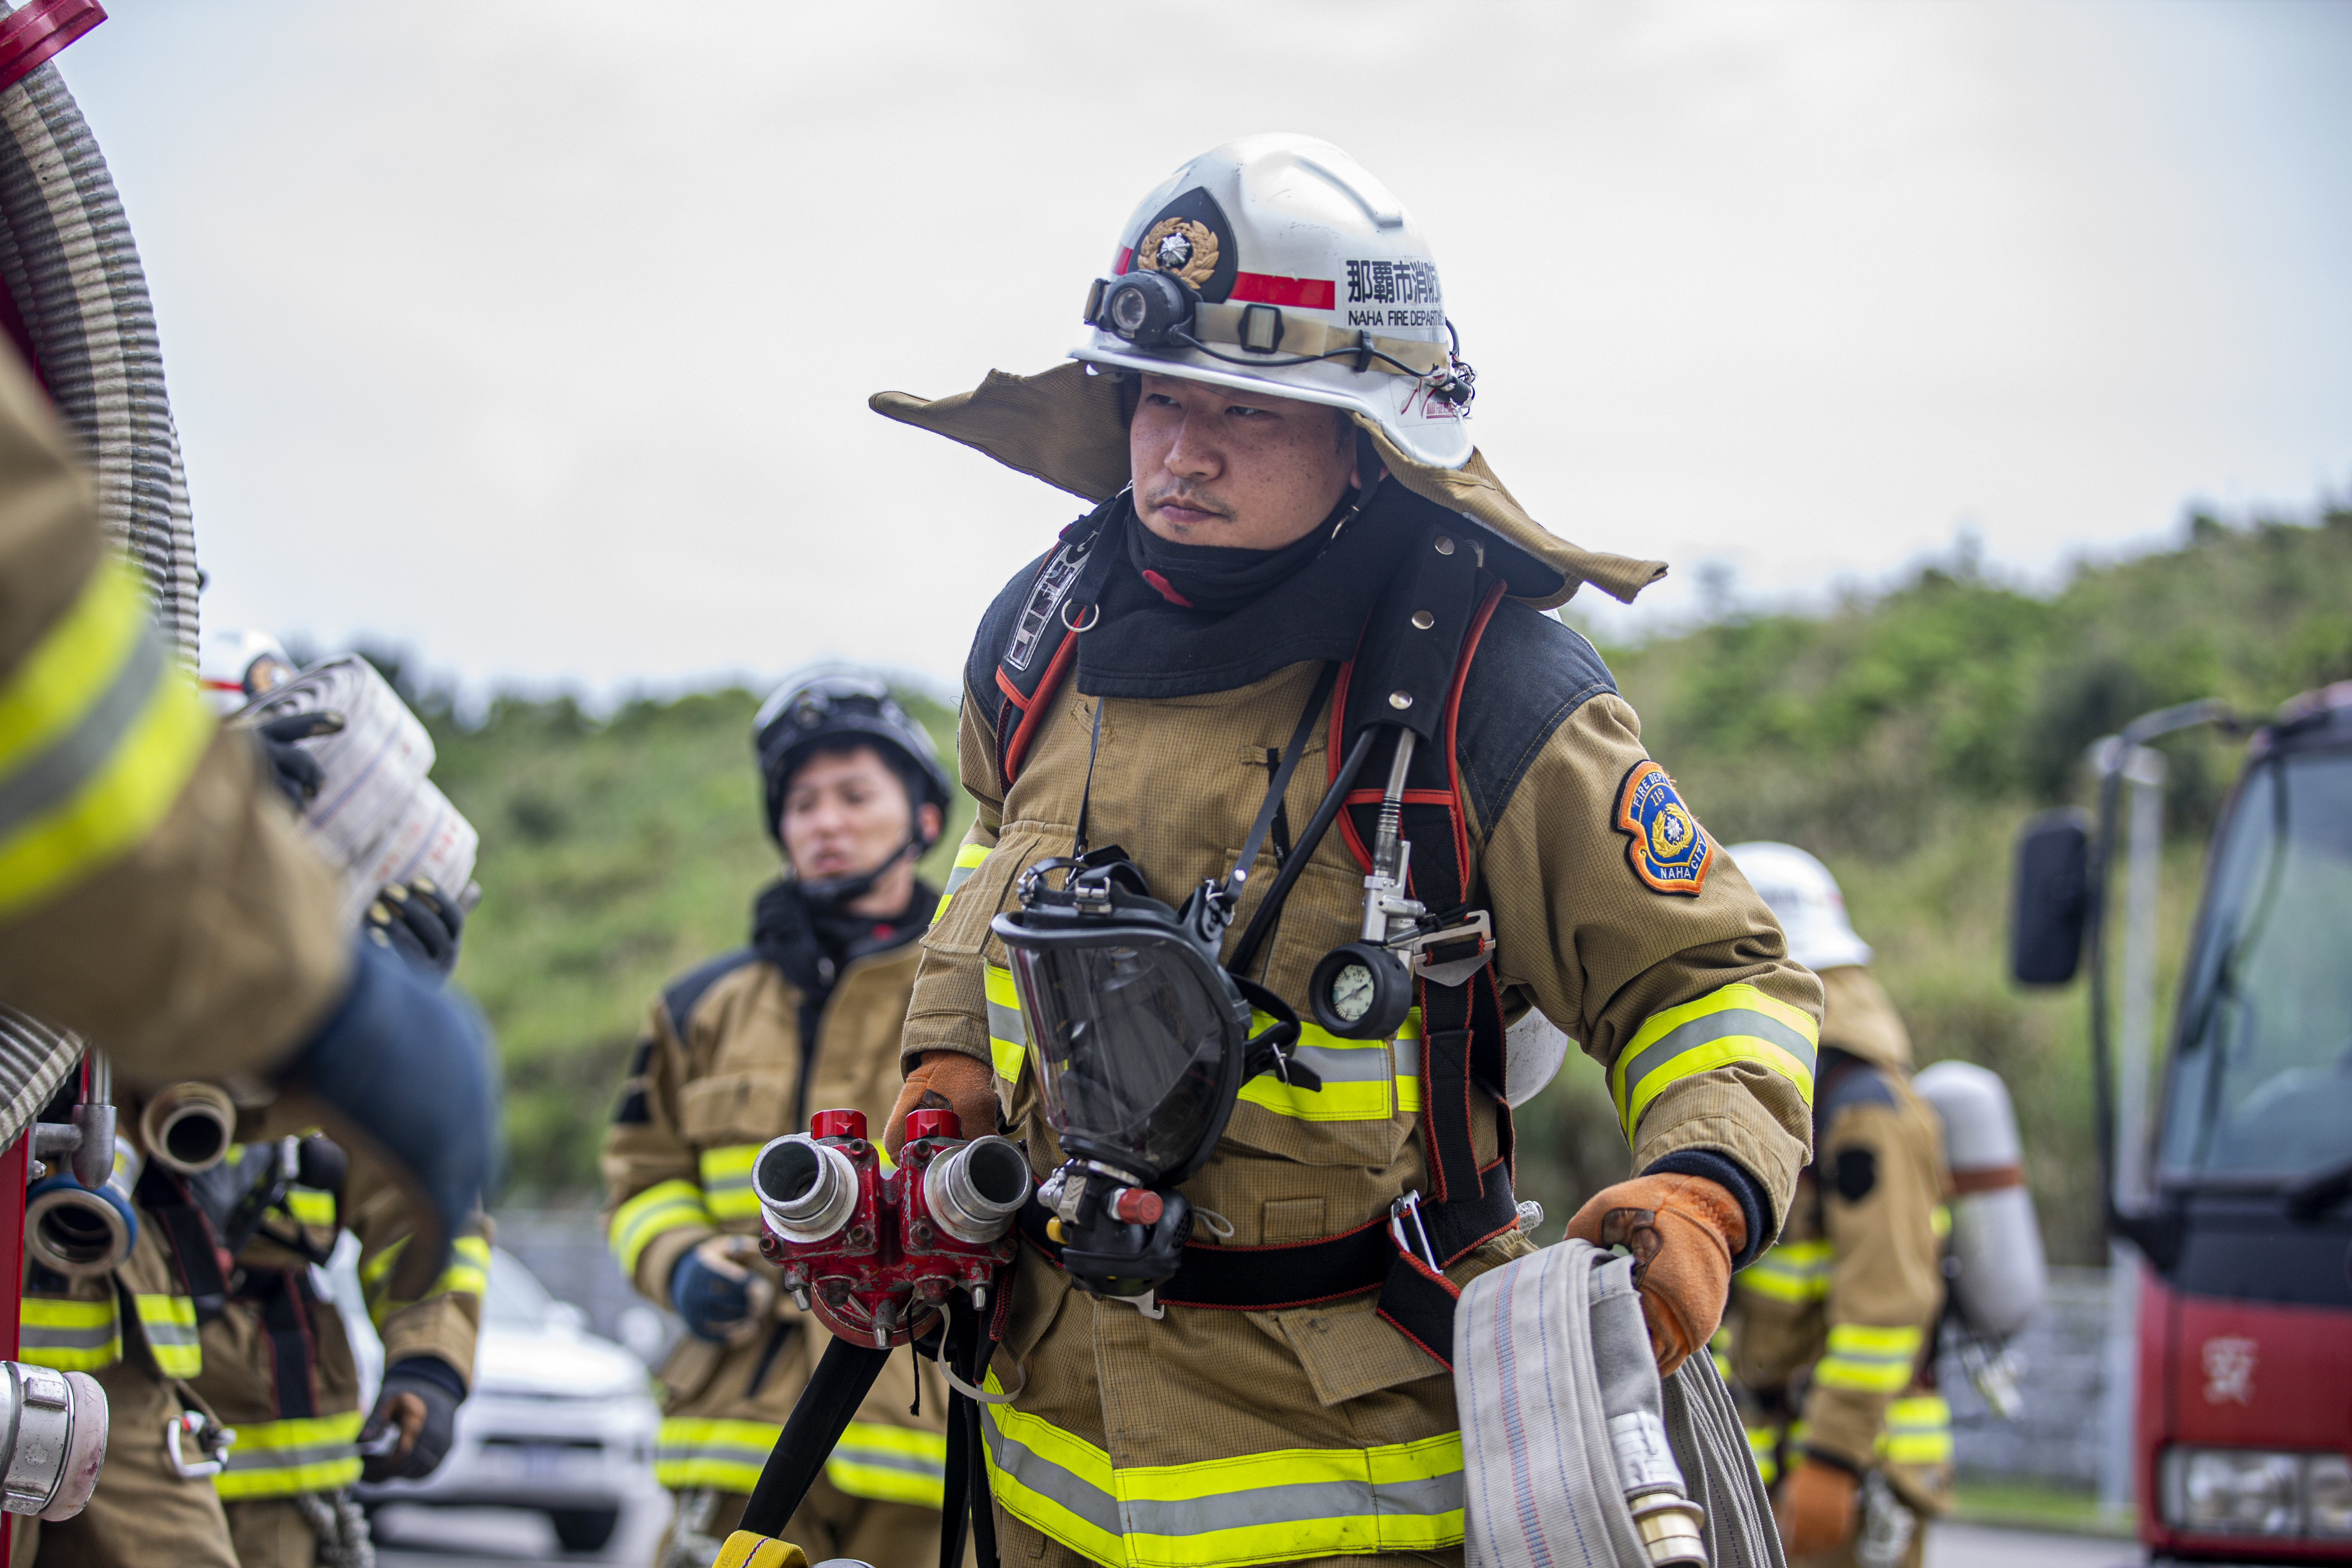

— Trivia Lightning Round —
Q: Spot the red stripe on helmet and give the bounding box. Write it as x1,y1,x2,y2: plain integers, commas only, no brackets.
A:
1230,273,1336,310
1114,247,1132,274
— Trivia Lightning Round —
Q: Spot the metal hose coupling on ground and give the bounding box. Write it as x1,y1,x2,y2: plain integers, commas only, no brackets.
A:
0,1360,106,1520
1589,1264,1708,1567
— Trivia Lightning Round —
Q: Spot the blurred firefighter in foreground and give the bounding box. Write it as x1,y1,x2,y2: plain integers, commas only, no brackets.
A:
603,672,955,1568
0,339,500,1336
1720,843,1952,1568
15,633,487,1568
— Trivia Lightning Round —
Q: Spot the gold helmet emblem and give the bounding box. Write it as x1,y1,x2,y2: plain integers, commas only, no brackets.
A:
1137,217,1220,290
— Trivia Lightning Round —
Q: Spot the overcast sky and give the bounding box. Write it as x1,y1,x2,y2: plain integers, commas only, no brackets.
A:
57,0,2352,703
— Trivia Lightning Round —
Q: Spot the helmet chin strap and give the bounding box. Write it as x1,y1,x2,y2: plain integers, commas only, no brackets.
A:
791,832,920,911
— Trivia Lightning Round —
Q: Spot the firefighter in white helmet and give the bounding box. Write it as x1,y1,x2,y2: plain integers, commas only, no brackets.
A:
700,135,1827,1568
1720,843,1952,1568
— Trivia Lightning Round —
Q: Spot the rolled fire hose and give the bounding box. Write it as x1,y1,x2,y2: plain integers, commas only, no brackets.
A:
1456,1239,1785,1568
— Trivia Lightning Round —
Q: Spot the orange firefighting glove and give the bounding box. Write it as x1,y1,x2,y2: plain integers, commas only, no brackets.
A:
1564,1172,1746,1377
1779,1456,1861,1556
883,1050,999,1158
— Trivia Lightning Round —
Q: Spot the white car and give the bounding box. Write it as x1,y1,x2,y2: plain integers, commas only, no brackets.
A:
356,1246,660,1554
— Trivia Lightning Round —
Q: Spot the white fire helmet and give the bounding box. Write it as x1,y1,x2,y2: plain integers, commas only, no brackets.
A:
1723,841,1874,973
1072,134,1477,470
198,627,295,715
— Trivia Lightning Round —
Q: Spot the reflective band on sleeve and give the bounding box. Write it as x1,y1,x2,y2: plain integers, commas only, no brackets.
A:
934,841,993,925
985,964,1028,1085
1813,1323,1924,1393
828,1420,949,1506
1238,1012,1421,1123
1931,1202,1952,1241
980,1371,1464,1568
19,1296,120,1371
1609,983,1818,1143
0,562,213,916
1738,1238,1833,1303
609,1178,715,1277
1745,1422,1781,1487
1878,1395,1954,1466
656,1416,781,1494
211,1411,365,1499
362,1234,492,1327
699,1144,763,1222
132,1293,202,1378
282,1186,336,1228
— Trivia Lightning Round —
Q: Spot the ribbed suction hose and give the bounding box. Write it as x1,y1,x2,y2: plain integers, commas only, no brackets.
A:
0,5,199,661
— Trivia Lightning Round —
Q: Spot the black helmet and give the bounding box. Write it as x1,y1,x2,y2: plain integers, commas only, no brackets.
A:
753,671,953,855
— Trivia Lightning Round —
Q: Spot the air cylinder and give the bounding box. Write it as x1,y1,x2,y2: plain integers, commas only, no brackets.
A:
1915,1060,2047,1338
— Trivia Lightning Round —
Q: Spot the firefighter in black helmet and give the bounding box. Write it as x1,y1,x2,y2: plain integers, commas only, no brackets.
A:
603,671,958,1567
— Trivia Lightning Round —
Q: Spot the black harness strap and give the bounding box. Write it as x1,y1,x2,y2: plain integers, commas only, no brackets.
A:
239,1268,320,1419
134,1161,231,1324
993,500,1120,787
739,1340,894,1539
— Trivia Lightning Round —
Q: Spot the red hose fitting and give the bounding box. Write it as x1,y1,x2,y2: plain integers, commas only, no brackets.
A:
0,0,104,97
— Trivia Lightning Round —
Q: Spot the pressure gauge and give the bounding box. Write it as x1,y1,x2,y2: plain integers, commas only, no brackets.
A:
1308,941,1413,1040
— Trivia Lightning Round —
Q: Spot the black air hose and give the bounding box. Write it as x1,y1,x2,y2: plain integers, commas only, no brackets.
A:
0,0,198,663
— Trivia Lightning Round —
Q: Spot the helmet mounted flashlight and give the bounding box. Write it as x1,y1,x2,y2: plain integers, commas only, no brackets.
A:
1091,270,1195,349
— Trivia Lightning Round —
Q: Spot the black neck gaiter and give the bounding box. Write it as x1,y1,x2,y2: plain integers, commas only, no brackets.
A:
1072,485,1414,701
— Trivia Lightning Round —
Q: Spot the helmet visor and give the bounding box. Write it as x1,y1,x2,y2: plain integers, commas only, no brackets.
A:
1001,925,1243,1183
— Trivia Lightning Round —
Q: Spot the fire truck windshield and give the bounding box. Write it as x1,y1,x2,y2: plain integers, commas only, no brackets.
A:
2157,745,2352,1186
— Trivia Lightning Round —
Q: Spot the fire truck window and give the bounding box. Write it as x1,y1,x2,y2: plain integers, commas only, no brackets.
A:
2157,750,2352,1181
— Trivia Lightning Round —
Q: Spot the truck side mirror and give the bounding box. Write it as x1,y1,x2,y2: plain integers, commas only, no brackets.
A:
2010,808,2091,986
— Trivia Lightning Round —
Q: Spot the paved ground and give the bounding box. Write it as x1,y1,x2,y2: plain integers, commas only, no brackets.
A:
375,1500,2142,1568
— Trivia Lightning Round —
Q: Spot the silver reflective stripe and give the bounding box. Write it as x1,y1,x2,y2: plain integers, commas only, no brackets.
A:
986,994,1027,1050
1121,1472,1464,1538
941,860,984,900
139,1318,198,1350
0,628,162,835
20,1323,114,1352
222,1439,355,1473
838,1447,943,1478
1281,1041,1394,1085
982,1407,1123,1540
1615,1009,1817,1101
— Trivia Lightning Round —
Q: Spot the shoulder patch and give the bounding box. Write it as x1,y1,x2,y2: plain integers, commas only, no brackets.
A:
1455,602,1619,838
661,946,758,1041
1613,760,1713,896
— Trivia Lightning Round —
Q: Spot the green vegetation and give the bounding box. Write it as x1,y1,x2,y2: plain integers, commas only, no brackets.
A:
1948,1477,2129,1538
403,501,2352,1256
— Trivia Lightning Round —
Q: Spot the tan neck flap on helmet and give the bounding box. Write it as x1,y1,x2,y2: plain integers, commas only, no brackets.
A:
1816,965,1915,1073
868,362,1667,612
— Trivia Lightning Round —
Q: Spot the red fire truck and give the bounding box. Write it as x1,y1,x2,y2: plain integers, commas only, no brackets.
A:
2012,681,2352,1560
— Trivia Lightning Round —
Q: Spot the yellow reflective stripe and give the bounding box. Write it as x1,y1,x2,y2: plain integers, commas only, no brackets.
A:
1608,983,1818,1142
985,963,1027,1084
1237,1010,1421,1124
281,1186,336,1228
363,1235,491,1326
699,1143,764,1222
19,1295,120,1370
132,1293,202,1377
934,841,993,924
0,563,213,916
212,1411,365,1498
1879,1395,1954,1465
1814,1323,1925,1392
1745,1423,1781,1486
829,1420,949,1506
1931,1202,1952,1240
609,1178,714,1276
656,1416,779,1494
1740,1238,1833,1303
980,1372,1463,1568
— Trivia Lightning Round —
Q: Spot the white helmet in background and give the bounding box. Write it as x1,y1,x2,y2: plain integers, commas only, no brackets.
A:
1724,841,1874,973
198,627,295,715
1073,133,1477,469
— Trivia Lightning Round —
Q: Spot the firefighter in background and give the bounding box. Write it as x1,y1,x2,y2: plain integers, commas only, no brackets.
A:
0,339,498,1333
603,672,955,1568
1720,843,1952,1568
